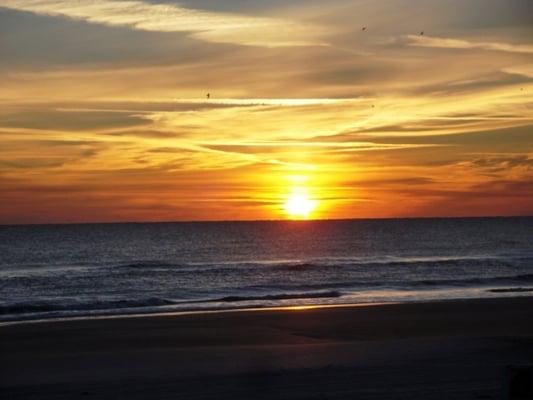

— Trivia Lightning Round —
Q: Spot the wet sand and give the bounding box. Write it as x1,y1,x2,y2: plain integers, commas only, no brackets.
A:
1,297,533,399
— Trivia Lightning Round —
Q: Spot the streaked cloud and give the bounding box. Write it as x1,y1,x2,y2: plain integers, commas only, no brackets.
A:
405,35,533,54
1,0,325,47
504,64,533,78
0,109,150,131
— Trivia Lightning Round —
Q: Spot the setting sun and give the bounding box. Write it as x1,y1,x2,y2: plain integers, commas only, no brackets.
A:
284,192,318,219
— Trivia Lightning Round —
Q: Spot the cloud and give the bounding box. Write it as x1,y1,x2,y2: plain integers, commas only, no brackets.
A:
0,139,102,170
404,178,533,217
503,64,533,79
0,158,70,169
1,0,325,47
0,109,150,131
203,142,429,157
0,7,230,71
469,155,533,173
404,35,533,54
366,124,533,150
345,177,435,187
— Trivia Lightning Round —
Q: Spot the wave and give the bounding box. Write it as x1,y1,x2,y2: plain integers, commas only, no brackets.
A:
3,254,519,279
412,273,533,287
114,261,183,270
196,290,342,303
238,273,533,293
0,291,342,316
269,255,531,271
103,255,531,276
0,297,174,315
488,287,533,293
3,268,533,298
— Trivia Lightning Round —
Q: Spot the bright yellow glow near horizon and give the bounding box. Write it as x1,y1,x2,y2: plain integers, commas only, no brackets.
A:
284,190,318,220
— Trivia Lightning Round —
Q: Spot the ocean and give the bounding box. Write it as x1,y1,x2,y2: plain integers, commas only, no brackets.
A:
1,217,532,323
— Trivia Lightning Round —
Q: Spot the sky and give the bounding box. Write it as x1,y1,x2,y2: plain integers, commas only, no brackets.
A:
0,0,532,223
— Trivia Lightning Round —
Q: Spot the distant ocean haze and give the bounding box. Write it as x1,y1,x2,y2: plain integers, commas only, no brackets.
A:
0,217,532,323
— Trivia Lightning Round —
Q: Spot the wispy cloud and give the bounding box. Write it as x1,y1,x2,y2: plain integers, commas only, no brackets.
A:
504,64,533,78
404,35,533,54
1,0,325,47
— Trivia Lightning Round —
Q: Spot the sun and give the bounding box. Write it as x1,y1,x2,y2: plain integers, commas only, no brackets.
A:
284,192,317,219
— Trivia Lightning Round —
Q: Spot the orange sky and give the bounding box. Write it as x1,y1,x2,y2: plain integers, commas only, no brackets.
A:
0,0,532,223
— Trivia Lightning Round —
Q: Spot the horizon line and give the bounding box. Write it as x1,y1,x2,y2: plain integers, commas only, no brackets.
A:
1,214,532,227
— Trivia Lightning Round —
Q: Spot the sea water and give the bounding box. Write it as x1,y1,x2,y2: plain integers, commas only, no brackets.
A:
1,217,532,323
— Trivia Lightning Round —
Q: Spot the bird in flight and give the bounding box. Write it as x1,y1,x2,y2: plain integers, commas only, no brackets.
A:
362,27,367,31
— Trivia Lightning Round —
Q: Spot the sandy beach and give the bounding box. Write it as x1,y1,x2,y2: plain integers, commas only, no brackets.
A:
1,297,532,399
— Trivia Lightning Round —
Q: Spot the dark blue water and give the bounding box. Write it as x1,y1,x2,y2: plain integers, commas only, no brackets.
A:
1,217,532,323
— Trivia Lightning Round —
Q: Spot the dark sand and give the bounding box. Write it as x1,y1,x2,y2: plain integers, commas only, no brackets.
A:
1,297,533,399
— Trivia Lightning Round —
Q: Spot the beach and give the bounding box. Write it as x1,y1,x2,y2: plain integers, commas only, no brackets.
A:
1,296,532,399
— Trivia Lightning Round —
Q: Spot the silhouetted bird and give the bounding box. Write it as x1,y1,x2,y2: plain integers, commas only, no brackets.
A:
362,27,367,31
206,93,210,99
420,31,424,35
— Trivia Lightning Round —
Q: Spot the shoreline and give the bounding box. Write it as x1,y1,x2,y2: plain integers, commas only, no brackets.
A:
0,299,398,327
2,291,533,328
